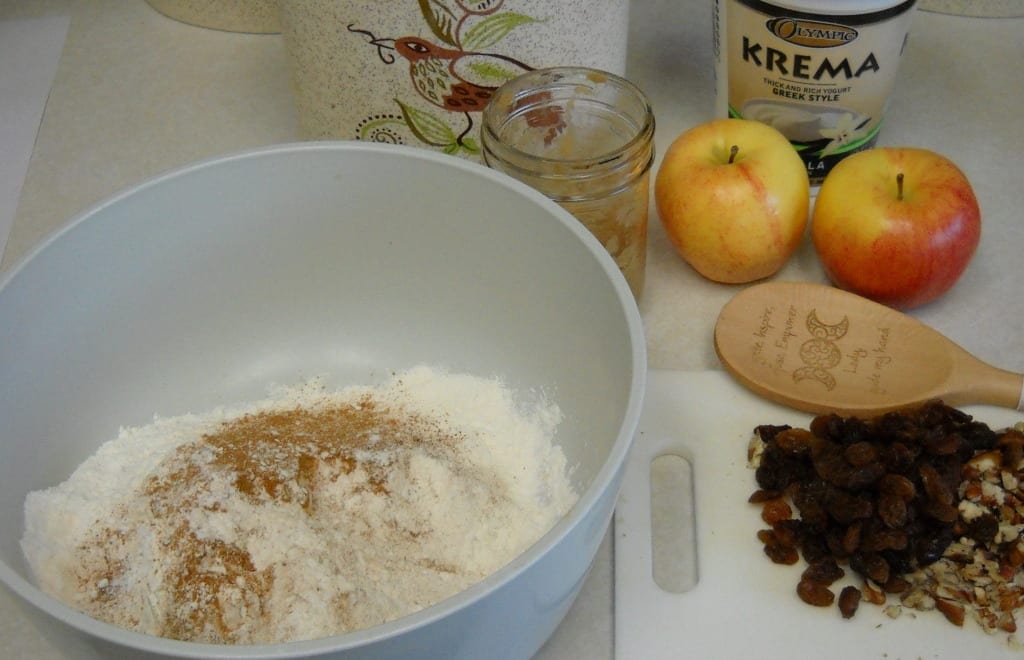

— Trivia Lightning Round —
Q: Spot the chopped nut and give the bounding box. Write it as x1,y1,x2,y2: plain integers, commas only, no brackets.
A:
883,604,902,619
901,588,935,611
863,579,887,605
999,611,1017,633
966,450,1003,477
936,598,966,626
747,433,766,467
959,499,988,522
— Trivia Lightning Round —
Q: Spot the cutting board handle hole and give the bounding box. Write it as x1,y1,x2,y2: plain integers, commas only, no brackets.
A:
649,453,698,594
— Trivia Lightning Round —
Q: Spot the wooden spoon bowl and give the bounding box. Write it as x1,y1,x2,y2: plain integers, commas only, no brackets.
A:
714,281,1024,416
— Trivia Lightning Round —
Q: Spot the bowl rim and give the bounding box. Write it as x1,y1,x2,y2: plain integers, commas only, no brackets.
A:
0,141,647,657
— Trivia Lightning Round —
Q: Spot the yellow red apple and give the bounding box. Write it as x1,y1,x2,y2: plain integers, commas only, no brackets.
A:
654,118,810,284
811,147,981,310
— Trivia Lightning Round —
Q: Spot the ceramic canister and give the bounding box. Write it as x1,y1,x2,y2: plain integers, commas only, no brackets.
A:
278,0,630,159
145,0,280,33
714,0,917,182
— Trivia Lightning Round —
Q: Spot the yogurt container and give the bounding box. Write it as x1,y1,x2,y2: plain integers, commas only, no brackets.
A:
714,0,917,182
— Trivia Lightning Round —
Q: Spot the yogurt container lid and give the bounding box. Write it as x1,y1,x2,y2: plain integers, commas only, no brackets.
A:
749,0,916,17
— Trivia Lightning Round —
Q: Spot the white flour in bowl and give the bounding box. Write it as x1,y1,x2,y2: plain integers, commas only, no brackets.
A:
21,366,577,644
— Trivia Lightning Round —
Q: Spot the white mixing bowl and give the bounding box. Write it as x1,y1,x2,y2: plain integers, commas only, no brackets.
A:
0,143,645,659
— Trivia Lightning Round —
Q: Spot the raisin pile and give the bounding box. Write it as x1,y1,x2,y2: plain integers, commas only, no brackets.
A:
748,401,1008,621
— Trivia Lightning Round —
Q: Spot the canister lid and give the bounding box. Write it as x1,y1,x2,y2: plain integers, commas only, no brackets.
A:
741,0,916,18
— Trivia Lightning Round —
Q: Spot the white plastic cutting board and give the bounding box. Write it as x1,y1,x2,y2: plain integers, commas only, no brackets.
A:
615,370,1024,659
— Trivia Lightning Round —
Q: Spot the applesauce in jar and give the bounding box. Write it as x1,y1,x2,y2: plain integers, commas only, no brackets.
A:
481,68,655,299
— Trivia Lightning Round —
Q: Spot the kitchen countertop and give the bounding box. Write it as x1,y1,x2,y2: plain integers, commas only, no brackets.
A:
1,1,1021,658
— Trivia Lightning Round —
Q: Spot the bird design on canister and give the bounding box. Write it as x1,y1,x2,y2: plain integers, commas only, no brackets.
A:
394,37,532,114
347,1,541,155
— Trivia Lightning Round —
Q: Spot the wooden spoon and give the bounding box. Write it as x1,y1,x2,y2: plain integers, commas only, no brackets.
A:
714,281,1024,416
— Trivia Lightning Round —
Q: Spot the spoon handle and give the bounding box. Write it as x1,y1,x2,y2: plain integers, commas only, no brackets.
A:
953,353,1024,411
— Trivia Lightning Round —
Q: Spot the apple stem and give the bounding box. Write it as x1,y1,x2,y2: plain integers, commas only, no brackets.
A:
896,172,905,201
729,145,739,164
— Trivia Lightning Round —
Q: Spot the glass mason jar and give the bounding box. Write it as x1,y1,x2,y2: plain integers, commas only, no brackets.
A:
481,67,655,299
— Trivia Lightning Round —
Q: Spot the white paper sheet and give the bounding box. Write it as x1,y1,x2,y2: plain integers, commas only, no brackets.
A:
0,14,70,264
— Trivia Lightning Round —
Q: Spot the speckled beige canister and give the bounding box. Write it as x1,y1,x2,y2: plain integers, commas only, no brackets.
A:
145,0,280,34
278,0,630,159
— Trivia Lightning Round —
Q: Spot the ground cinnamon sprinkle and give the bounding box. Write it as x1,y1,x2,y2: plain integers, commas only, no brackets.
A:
22,367,577,644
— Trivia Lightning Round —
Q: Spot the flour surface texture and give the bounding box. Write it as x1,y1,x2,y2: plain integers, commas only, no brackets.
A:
21,366,577,644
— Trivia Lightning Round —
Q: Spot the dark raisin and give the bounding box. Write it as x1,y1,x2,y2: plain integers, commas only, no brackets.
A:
850,553,890,585
996,429,1024,466
799,534,831,564
919,463,954,505
843,442,878,466
754,424,792,443
886,442,919,473
921,499,958,524
860,528,908,552
880,549,914,576
878,492,907,529
748,489,780,503
764,542,800,565
825,488,873,524
966,513,999,544
755,451,812,492
825,526,850,559
865,556,891,585
838,585,861,618
812,444,847,482
774,427,816,455
791,480,829,529
802,558,844,585
836,417,871,446
962,421,999,452
876,411,912,439
841,521,862,555
877,473,916,501
809,414,841,442
844,462,886,490
882,576,910,594
762,498,793,525
772,518,803,548
796,578,835,607
917,401,954,428
923,429,961,456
